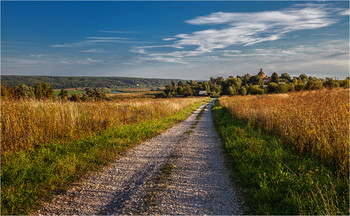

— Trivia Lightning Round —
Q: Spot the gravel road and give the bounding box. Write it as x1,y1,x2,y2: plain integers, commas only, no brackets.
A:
37,99,243,215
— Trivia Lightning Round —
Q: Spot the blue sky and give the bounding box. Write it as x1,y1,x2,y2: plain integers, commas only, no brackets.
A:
1,1,349,79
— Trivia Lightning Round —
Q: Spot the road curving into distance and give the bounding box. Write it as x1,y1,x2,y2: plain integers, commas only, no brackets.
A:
37,99,243,215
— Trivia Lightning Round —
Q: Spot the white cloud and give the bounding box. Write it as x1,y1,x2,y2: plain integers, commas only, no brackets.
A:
2,58,48,65
338,9,350,16
163,38,176,41
51,36,141,48
179,4,335,50
76,58,104,65
136,3,342,64
80,48,111,53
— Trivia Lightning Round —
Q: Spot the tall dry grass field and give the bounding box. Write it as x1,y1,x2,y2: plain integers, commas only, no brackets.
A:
219,88,349,175
1,97,206,154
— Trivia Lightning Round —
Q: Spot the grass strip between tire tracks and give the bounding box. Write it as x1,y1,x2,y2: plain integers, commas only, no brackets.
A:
1,100,209,215
212,100,348,215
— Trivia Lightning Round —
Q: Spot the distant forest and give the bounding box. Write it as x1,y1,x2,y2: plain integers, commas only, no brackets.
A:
163,71,349,97
1,75,181,90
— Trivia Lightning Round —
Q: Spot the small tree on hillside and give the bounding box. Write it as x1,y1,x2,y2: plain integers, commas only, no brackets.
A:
58,89,69,98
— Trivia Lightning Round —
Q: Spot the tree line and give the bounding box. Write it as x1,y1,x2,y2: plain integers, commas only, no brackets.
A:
1,75,180,90
1,82,110,102
2,72,349,100
162,72,349,97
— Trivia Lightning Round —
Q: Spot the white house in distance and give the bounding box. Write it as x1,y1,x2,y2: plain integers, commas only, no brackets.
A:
199,90,207,96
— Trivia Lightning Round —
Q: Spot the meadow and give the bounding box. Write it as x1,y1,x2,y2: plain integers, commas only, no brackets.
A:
1,97,208,214
219,88,349,174
1,97,205,154
53,89,85,97
213,88,349,214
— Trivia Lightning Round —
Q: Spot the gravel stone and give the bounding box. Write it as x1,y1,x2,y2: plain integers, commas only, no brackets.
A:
36,99,243,215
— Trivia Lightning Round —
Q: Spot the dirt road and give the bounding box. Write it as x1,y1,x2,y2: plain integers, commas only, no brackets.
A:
38,99,243,215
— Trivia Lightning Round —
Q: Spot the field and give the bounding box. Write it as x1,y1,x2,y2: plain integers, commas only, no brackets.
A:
213,88,349,214
1,97,206,154
219,88,349,174
53,89,85,96
1,97,208,214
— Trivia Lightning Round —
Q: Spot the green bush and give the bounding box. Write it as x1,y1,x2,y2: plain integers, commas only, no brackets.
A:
248,85,265,95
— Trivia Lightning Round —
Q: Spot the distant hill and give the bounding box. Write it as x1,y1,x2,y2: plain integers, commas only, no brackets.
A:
1,75,180,90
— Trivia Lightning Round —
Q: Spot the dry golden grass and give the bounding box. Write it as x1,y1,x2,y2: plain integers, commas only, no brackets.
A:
219,88,349,174
1,97,206,153
108,91,161,99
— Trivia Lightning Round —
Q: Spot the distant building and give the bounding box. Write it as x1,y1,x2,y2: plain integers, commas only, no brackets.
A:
199,90,207,96
257,68,270,82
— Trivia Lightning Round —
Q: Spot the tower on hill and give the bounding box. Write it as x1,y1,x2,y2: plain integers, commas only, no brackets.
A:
257,68,270,82
258,68,268,79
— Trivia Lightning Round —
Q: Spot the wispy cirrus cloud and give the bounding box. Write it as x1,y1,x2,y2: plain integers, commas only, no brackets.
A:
162,38,176,41
135,3,347,64
51,36,140,48
338,9,350,16
80,48,111,53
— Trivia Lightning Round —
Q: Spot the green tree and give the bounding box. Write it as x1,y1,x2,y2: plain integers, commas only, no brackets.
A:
226,86,235,95
280,73,291,82
248,85,265,95
276,83,290,93
58,89,69,98
204,81,211,95
293,78,306,91
341,78,350,88
271,72,279,83
239,86,247,96
242,73,251,86
171,80,176,86
176,86,184,95
184,84,193,96
69,94,81,102
267,82,278,93
249,75,263,86
11,83,34,99
306,80,323,90
34,82,54,99
177,80,185,87
323,78,338,88
299,74,309,83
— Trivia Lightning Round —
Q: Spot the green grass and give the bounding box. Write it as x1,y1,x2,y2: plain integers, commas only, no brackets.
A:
196,103,209,121
53,90,85,97
1,100,208,215
212,101,348,215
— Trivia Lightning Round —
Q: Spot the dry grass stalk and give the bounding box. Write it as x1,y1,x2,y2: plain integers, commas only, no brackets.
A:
219,88,349,174
1,97,206,153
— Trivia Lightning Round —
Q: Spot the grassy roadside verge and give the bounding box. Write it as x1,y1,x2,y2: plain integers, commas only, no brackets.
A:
212,101,348,215
1,100,209,215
